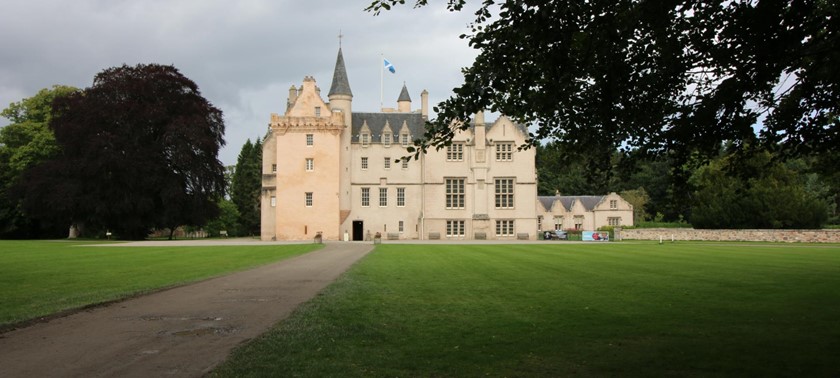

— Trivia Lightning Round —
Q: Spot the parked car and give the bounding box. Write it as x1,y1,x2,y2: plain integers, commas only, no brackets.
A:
544,230,568,240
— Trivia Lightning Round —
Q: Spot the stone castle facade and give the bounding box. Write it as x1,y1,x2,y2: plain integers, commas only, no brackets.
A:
261,48,634,241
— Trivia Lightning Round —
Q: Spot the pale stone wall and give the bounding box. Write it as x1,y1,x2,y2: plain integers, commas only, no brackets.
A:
537,192,634,231
260,131,277,240
263,77,344,241
422,116,538,240
342,139,424,240
592,193,634,228
619,228,840,243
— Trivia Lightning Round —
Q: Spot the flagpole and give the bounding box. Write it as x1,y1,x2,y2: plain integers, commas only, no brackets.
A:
380,53,383,111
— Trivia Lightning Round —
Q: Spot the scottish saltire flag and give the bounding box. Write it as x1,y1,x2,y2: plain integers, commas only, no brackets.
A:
383,58,396,74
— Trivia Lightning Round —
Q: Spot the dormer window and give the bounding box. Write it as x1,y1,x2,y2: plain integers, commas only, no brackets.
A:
401,133,410,147
383,133,392,147
361,133,370,147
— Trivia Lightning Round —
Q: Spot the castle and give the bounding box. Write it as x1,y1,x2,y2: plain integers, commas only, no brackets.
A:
261,48,633,241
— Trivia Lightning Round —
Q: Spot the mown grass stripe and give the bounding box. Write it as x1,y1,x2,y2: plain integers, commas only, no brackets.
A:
0,240,320,326
215,242,840,377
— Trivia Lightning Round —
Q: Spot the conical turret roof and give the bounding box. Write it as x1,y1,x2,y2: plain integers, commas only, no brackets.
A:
328,48,352,97
397,83,411,102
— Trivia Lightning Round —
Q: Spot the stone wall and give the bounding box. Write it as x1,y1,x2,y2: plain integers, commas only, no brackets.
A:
617,228,840,243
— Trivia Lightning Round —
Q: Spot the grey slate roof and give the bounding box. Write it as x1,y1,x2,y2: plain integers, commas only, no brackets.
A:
537,195,605,212
576,196,605,211
538,196,556,211
328,48,352,97
351,112,426,143
397,84,411,102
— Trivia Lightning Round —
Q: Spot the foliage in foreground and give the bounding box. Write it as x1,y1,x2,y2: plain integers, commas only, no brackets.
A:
215,243,840,377
0,241,319,327
371,0,840,173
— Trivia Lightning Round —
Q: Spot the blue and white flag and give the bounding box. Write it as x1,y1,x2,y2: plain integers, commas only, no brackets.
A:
383,58,396,74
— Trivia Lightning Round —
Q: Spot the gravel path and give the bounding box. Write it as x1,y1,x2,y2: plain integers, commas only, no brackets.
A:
0,241,373,377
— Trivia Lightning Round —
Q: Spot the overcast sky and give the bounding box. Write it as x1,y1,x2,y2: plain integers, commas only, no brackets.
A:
0,0,480,165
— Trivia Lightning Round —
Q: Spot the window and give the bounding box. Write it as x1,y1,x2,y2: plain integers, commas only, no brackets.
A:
399,221,404,233
402,159,409,169
446,143,464,161
610,200,617,209
379,187,388,207
383,133,392,147
397,187,405,207
495,220,514,236
574,216,584,230
315,107,321,117
306,134,313,146
270,196,276,207
494,178,514,209
305,158,314,171
384,157,391,170
271,164,277,173
554,216,563,230
361,157,368,170
608,217,621,226
361,187,370,207
446,220,466,237
495,142,513,161
401,133,410,147
305,192,313,207
445,178,465,209
361,133,370,147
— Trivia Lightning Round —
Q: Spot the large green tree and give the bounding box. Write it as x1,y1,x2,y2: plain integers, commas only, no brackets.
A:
370,0,839,170
16,64,226,240
536,142,617,196
536,142,693,221
231,138,262,236
0,85,78,238
690,150,829,228
203,198,240,238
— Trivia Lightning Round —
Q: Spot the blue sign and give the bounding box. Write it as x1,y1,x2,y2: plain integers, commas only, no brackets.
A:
582,231,609,241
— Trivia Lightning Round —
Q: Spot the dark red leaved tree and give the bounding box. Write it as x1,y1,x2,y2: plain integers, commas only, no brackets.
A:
18,64,226,240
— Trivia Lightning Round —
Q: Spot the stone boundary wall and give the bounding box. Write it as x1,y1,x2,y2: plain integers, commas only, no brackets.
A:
617,228,840,243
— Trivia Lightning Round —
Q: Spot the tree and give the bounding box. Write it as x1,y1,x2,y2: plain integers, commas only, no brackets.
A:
16,64,226,240
619,187,651,225
370,0,840,171
0,85,78,238
690,150,829,228
231,138,262,236
203,198,240,237
614,154,692,222
536,142,619,196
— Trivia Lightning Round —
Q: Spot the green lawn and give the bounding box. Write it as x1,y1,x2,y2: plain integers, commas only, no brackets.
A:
0,240,320,327
214,242,840,377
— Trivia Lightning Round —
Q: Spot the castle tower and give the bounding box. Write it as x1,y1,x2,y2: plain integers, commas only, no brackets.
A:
262,76,344,240
328,47,354,229
397,83,411,112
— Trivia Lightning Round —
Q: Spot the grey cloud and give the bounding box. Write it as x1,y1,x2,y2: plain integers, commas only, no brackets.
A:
1,0,478,165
